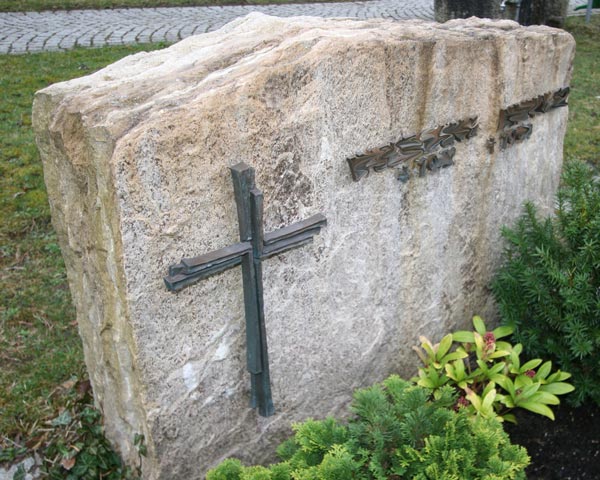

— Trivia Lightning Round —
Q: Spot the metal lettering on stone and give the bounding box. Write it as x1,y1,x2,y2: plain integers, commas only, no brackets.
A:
164,163,327,417
498,87,569,150
347,117,479,182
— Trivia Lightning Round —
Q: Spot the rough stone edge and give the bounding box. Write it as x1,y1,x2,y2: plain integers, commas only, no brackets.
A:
32,93,156,474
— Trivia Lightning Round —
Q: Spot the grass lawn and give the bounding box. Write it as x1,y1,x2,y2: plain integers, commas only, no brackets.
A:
0,0,349,13
0,44,165,475
563,16,600,164
0,14,598,477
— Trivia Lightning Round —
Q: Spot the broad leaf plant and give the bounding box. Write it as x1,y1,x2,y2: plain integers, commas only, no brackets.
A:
412,316,574,423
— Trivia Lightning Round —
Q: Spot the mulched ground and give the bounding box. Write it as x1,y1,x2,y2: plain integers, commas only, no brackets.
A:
505,401,600,479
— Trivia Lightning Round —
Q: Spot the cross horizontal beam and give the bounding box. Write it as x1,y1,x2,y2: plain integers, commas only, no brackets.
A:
164,213,326,291
165,242,252,291
263,213,326,258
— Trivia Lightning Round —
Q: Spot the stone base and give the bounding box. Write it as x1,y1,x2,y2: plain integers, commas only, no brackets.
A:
515,0,570,27
434,0,502,22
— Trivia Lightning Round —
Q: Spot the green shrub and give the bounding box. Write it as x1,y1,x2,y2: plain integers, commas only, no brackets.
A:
206,376,529,479
493,161,600,406
413,316,574,423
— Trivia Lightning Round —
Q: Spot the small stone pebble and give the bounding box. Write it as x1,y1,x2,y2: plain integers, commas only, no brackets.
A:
0,454,42,480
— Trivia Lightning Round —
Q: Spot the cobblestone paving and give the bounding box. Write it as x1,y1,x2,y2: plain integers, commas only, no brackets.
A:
1,0,425,54
0,0,438,54
0,0,589,55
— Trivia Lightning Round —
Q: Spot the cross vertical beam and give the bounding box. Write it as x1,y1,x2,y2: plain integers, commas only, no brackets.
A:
164,162,326,417
230,164,274,416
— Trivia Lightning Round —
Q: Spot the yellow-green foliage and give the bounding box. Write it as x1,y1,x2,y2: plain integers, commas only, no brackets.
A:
207,377,530,480
413,316,574,423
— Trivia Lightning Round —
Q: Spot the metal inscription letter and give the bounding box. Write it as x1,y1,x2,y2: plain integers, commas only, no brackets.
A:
498,87,569,149
347,117,479,182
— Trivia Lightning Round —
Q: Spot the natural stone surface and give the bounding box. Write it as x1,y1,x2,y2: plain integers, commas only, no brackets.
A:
33,14,574,479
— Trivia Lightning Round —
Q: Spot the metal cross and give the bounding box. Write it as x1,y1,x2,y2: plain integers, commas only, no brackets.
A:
164,162,326,417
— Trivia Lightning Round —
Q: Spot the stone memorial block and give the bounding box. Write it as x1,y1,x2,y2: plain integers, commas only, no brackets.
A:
33,14,574,479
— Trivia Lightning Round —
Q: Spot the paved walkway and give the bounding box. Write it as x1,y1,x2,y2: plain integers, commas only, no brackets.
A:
0,0,434,54
0,0,592,54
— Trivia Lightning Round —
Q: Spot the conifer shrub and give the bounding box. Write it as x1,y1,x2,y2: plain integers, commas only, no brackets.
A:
492,161,600,406
206,376,529,479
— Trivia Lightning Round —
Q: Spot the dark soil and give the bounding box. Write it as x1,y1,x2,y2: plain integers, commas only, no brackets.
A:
505,402,600,479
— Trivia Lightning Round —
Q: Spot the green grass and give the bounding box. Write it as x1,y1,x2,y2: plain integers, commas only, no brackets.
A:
0,14,598,476
563,16,600,166
0,0,349,13
0,44,165,470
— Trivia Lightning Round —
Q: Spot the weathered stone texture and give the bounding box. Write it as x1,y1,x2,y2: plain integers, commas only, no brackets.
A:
33,14,574,479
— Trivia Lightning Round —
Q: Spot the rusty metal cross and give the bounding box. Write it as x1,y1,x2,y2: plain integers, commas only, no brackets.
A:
164,162,326,416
